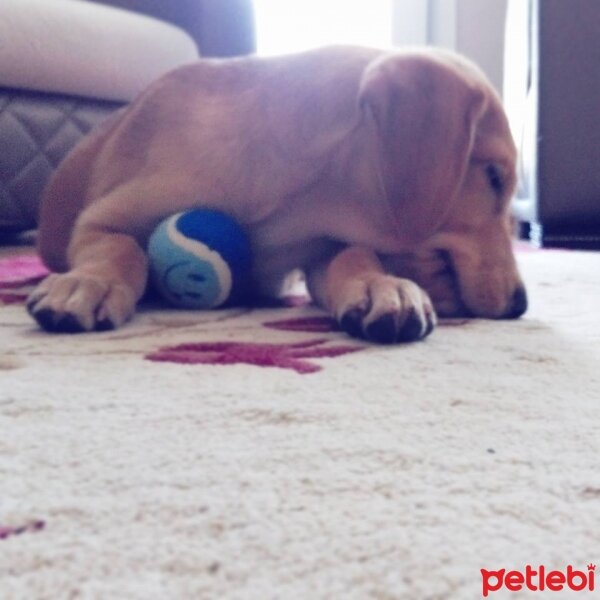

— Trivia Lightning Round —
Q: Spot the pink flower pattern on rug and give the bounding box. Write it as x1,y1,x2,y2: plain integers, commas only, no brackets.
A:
0,255,49,305
0,255,49,287
0,519,45,540
146,339,363,374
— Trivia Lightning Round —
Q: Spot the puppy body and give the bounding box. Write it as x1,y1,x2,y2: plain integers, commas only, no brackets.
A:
30,45,526,341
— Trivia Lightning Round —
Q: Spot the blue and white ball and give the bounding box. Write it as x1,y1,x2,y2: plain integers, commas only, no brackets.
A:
148,209,252,309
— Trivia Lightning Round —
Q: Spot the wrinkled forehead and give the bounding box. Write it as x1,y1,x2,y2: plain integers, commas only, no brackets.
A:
425,48,518,164
475,96,517,158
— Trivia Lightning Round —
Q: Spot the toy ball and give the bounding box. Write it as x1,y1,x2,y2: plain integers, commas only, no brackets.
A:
147,209,252,309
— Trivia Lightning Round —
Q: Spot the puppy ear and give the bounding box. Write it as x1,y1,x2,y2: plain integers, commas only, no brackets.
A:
359,53,487,242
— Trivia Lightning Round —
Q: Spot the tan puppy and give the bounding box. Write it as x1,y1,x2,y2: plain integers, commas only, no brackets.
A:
28,45,527,343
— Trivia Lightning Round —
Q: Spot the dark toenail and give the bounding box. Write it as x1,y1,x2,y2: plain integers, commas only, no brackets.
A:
96,318,116,332
33,308,57,331
503,286,528,319
423,315,435,338
396,310,423,342
54,314,86,334
340,308,365,338
366,314,397,344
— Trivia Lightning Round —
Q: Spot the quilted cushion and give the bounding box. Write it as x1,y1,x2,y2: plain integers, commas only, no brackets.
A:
0,89,122,234
0,0,200,237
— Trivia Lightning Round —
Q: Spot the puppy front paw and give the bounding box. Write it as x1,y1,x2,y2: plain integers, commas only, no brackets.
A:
333,275,437,344
27,272,136,333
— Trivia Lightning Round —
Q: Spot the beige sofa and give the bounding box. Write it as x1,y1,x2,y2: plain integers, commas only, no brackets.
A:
0,0,255,238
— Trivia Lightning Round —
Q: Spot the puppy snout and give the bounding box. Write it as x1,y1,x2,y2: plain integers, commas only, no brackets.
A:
502,286,528,319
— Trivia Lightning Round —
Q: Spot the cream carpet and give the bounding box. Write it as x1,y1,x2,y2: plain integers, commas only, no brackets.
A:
1,245,599,599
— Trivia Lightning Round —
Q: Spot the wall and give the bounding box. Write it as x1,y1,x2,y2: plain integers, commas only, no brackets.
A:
456,0,508,93
430,0,508,94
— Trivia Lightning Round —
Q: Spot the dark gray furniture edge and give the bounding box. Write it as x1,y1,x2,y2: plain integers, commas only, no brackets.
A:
0,87,123,237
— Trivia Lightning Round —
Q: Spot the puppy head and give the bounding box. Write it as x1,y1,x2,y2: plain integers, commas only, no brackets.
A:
362,49,526,319
359,49,487,242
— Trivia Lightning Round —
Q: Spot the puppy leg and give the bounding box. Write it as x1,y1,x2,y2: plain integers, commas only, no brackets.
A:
306,246,437,344
28,212,148,333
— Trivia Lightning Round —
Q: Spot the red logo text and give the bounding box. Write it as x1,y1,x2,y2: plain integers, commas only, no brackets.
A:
481,564,595,596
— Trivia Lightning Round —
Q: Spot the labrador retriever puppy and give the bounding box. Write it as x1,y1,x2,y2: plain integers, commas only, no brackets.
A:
28,45,527,342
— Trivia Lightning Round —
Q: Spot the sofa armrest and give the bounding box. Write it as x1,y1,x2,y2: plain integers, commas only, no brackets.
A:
90,0,256,57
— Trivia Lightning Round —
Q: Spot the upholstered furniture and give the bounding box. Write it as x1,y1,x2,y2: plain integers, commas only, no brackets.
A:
504,0,600,248
0,0,255,237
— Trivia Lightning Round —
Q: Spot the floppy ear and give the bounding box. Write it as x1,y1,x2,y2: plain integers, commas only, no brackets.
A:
359,53,487,242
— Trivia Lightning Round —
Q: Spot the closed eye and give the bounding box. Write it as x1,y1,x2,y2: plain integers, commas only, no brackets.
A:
485,164,504,195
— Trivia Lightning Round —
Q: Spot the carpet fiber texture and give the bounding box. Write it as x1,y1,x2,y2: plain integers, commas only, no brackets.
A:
1,246,599,599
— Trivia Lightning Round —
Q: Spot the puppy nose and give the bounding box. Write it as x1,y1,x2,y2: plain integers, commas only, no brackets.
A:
503,286,528,319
